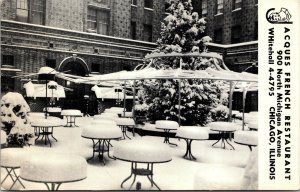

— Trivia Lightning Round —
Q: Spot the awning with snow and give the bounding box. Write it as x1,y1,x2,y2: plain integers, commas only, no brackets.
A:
91,85,133,99
23,81,66,99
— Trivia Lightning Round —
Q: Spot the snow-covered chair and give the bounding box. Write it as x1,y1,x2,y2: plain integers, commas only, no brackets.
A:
194,148,258,190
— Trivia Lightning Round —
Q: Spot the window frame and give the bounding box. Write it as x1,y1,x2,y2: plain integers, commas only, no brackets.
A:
215,0,224,15
231,25,242,43
232,0,242,11
214,28,223,44
143,24,153,42
131,0,137,6
131,21,137,40
1,55,14,66
16,0,46,25
201,0,208,17
87,7,110,35
144,0,153,9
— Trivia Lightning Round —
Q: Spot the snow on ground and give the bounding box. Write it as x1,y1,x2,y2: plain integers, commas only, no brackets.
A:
1,116,252,191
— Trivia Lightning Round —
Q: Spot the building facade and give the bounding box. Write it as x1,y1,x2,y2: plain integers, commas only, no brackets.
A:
1,0,258,112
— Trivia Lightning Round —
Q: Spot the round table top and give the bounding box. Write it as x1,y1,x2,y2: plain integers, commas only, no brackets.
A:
20,152,87,183
61,109,82,116
248,121,258,130
81,123,122,139
44,107,62,113
114,140,172,163
30,116,63,127
176,126,209,140
208,122,240,132
115,118,135,126
234,130,258,146
155,120,179,130
1,148,25,168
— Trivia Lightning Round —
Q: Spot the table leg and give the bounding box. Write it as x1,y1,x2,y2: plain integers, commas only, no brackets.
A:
120,126,131,140
1,167,25,190
212,131,222,147
121,162,134,188
105,140,116,160
44,182,62,191
212,131,235,150
183,139,196,160
50,127,58,142
73,117,79,127
87,139,96,161
35,127,41,141
163,129,177,146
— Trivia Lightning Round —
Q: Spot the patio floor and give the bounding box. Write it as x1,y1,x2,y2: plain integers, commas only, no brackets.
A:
1,116,252,191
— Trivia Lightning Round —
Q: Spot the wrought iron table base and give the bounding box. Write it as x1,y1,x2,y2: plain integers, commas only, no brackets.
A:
121,162,161,190
162,129,177,146
44,182,62,191
64,116,79,127
212,131,235,150
35,127,58,147
87,139,115,165
1,167,25,190
183,139,196,160
120,126,131,140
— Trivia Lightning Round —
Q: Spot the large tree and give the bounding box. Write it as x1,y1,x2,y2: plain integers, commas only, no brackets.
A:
136,0,228,125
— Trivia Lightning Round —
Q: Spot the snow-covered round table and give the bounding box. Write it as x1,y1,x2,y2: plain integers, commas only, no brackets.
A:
248,121,258,131
209,122,240,150
176,126,209,160
234,130,258,151
31,116,63,147
61,109,82,127
20,153,87,190
114,140,171,190
155,120,179,146
1,148,26,190
115,118,135,139
81,121,122,164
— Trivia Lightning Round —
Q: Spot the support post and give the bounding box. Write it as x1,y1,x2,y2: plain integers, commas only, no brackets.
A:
228,81,233,122
178,79,181,126
132,81,136,119
123,81,126,117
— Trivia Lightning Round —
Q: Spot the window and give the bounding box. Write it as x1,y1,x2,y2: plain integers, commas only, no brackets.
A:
87,7,109,35
16,0,45,25
2,55,14,66
91,63,100,73
46,59,56,68
215,0,223,15
144,0,153,9
131,22,137,40
214,29,223,43
233,0,242,10
143,24,152,42
131,0,137,6
231,25,242,43
202,0,208,17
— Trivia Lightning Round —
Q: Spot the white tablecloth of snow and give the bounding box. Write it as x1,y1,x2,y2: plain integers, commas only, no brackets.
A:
1,148,26,168
1,130,7,144
115,118,135,126
244,113,257,123
105,108,124,113
61,110,82,116
121,112,133,117
20,153,87,183
208,122,240,132
28,112,46,117
30,117,63,127
194,164,245,190
234,131,258,146
113,140,171,163
248,121,258,130
99,113,119,118
141,123,164,132
81,124,122,139
231,110,240,115
176,126,209,140
155,120,179,130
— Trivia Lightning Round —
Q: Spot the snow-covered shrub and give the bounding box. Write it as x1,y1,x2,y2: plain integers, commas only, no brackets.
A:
210,105,229,121
0,92,34,146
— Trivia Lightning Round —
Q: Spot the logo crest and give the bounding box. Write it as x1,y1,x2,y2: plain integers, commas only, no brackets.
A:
266,8,292,24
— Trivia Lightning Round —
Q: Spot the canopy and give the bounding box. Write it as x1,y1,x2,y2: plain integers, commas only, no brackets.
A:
23,81,66,99
91,85,133,99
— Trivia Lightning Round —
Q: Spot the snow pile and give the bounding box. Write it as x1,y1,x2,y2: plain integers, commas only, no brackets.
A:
61,110,82,116
30,117,63,127
244,112,257,124
38,67,57,74
1,148,26,167
91,119,117,126
235,131,258,146
20,153,87,183
176,126,209,140
23,81,66,99
81,123,122,139
247,121,258,130
115,118,135,126
155,120,179,129
208,122,241,132
194,164,245,190
113,139,171,163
